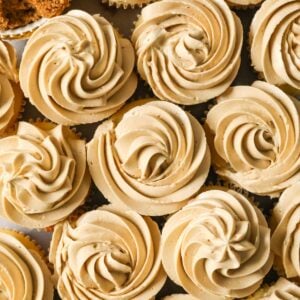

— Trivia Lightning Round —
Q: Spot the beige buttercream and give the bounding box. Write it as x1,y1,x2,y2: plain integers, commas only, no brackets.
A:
162,188,273,298
250,0,300,95
271,182,300,279
0,121,90,228
163,293,223,300
226,0,263,7
132,0,243,105
0,40,18,82
19,10,137,125
49,205,166,300
205,81,300,197
0,230,53,300
87,100,211,216
260,278,300,300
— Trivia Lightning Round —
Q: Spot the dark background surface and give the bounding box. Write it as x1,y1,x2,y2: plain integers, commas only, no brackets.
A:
6,1,281,299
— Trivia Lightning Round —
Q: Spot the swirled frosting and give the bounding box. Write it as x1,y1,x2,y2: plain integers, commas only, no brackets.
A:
49,205,166,300
0,121,91,228
161,188,273,298
163,293,223,300
250,0,300,94
0,40,18,82
87,100,211,216
226,0,263,7
19,10,137,125
131,0,243,105
205,81,300,197
0,230,53,300
271,182,300,279
260,278,300,300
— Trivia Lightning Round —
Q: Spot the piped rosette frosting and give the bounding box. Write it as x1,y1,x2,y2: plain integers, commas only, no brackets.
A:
131,0,243,105
250,0,300,94
0,122,90,228
271,182,300,279
49,205,166,300
87,100,211,216
161,188,273,298
19,10,137,125
0,229,53,300
205,81,300,197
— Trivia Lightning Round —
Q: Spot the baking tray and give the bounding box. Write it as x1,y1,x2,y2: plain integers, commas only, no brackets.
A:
0,0,279,298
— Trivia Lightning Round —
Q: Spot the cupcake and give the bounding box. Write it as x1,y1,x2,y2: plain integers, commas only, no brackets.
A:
0,0,70,39
248,278,300,299
250,0,300,95
102,0,152,9
226,0,263,8
19,10,137,125
0,40,23,136
270,182,300,279
87,100,211,216
0,121,91,229
161,188,273,298
163,293,222,299
0,228,53,299
49,205,166,299
205,81,300,197
131,0,243,105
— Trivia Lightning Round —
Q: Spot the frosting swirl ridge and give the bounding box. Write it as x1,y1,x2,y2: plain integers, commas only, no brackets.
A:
20,10,137,125
49,205,166,300
0,121,90,228
161,188,273,298
132,0,243,104
205,81,300,196
250,0,300,94
271,182,300,279
87,100,210,216
0,230,53,300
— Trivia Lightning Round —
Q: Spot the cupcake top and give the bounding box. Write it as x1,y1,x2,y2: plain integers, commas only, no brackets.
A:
132,0,243,105
0,229,53,300
226,0,263,7
49,205,166,300
87,100,211,216
20,10,137,125
250,0,300,95
161,188,273,298
259,278,300,300
205,81,300,197
0,121,91,228
271,182,300,279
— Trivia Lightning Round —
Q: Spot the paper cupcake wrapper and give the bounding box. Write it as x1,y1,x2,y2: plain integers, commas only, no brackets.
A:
101,0,154,10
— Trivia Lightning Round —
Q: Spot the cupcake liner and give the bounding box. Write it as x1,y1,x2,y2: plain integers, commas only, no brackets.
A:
101,0,153,10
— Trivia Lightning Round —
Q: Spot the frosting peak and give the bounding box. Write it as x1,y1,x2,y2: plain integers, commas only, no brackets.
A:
19,10,137,125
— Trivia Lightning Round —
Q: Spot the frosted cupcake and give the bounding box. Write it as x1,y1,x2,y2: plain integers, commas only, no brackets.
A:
205,81,300,197
161,188,273,298
271,182,300,279
132,0,243,105
247,278,300,299
0,228,53,299
0,40,23,136
87,100,211,216
49,205,166,299
250,0,300,95
20,10,137,125
0,121,91,229
0,0,70,39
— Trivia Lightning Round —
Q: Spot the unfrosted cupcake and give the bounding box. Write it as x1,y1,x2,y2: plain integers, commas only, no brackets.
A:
49,205,166,300
131,0,243,105
0,0,70,39
250,0,300,95
205,81,300,197
0,121,91,229
0,228,53,299
247,278,300,299
161,188,273,298
271,182,300,279
20,10,137,125
87,100,211,216
0,40,23,136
